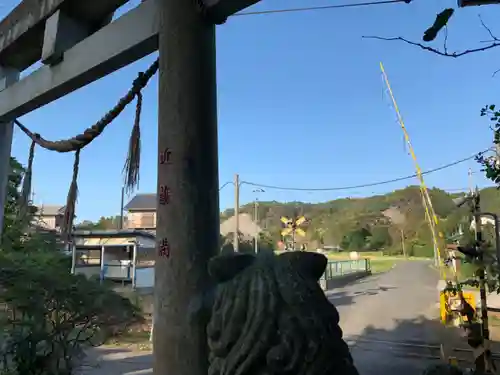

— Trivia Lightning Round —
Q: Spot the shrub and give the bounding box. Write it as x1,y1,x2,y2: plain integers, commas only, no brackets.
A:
0,251,142,375
0,157,141,374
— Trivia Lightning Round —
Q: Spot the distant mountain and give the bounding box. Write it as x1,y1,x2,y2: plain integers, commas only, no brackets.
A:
220,186,500,256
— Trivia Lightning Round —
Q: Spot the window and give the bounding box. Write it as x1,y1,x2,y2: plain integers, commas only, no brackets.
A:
76,247,101,266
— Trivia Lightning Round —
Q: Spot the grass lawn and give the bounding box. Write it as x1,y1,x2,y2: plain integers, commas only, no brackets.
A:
323,252,399,274
369,259,396,273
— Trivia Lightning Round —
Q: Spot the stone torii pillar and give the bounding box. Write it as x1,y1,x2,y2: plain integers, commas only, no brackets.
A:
153,1,261,375
153,1,219,374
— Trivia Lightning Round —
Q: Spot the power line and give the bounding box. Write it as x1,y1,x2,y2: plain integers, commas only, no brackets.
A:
219,181,233,191
241,148,491,192
233,0,410,17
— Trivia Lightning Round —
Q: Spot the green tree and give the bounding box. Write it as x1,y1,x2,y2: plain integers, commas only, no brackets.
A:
368,226,392,250
340,235,350,251
257,232,275,252
342,227,371,251
0,158,142,375
2,157,40,252
460,228,476,248
478,105,500,187
5,157,24,219
76,216,123,230
94,216,122,229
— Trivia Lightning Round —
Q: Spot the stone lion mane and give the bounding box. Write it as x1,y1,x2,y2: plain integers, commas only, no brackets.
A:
207,251,359,375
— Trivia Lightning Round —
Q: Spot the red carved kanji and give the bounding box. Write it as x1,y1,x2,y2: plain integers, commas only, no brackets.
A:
159,148,172,165
159,238,170,258
159,185,171,205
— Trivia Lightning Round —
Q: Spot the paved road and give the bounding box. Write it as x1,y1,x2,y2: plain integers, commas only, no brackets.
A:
331,260,465,375
80,260,458,375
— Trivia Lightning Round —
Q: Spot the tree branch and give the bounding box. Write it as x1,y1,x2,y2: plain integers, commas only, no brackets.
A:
478,14,498,43
363,14,500,59
362,35,500,57
443,26,449,55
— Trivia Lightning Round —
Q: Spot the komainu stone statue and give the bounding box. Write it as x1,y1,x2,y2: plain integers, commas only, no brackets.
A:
207,250,360,375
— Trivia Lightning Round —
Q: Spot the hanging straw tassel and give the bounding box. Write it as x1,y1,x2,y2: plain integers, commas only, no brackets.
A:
123,92,142,194
62,149,81,243
18,140,36,222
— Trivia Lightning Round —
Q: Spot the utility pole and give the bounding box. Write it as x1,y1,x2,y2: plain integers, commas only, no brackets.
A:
468,168,473,194
119,186,125,230
234,173,239,251
400,228,406,257
452,189,499,373
495,143,500,170
471,188,495,373
252,188,264,253
154,3,218,375
254,200,258,252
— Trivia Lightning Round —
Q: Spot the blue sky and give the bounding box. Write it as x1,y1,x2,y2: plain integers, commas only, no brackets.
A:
6,0,500,222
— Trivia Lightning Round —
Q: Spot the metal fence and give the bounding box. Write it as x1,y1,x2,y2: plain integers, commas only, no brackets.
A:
321,259,371,281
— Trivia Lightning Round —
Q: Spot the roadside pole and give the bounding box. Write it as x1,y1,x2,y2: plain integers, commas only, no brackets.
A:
234,173,240,251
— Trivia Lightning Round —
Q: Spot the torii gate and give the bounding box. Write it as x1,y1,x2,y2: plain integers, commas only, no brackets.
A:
0,0,258,374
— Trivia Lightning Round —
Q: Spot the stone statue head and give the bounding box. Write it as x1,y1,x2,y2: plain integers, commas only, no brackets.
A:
207,251,359,375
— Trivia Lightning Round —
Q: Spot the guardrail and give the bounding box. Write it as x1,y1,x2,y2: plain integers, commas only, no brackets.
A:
319,259,371,290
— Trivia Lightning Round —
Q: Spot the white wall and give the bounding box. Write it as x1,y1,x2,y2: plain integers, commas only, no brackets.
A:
127,212,156,229
135,267,154,288
103,246,131,279
75,266,100,278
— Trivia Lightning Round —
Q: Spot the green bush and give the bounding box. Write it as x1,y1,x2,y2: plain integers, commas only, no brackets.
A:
0,251,142,375
0,158,142,375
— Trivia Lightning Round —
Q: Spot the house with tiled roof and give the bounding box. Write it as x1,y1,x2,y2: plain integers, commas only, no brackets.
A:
35,204,66,231
124,193,261,237
123,194,156,232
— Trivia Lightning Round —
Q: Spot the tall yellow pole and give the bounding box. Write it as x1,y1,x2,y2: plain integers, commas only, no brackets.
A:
380,62,444,269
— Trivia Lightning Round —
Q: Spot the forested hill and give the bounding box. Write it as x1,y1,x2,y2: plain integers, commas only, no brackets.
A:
220,186,500,256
